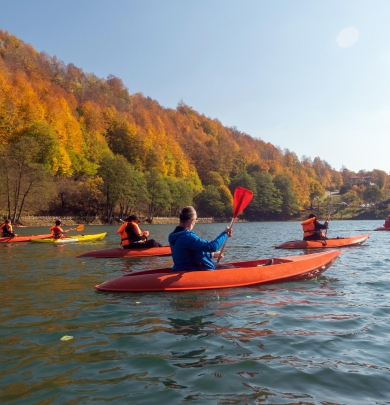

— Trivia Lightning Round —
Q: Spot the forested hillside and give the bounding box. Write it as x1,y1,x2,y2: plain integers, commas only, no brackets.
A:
0,30,389,222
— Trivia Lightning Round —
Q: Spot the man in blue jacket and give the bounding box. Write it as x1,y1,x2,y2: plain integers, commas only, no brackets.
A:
168,206,232,271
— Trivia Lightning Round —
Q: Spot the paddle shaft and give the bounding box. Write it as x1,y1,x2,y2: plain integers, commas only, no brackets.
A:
325,204,334,236
216,217,235,263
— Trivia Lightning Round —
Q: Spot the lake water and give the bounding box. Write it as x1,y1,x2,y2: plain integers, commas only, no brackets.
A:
1,220,390,404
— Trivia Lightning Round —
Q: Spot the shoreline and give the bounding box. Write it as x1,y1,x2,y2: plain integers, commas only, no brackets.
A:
10,214,382,227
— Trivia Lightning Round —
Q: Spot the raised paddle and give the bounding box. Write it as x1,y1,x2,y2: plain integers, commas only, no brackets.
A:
217,186,253,263
325,203,334,237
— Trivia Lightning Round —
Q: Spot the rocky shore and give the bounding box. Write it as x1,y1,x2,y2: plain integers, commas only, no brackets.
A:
14,216,220,227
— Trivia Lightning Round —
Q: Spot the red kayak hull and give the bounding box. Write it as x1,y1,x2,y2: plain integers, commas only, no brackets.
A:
95,250,341,292
78,246,171,258
374,227,390,231
0,234,52,243
275,234,369,249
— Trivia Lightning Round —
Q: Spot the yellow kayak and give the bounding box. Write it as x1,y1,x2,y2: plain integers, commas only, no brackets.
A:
30,233,107,244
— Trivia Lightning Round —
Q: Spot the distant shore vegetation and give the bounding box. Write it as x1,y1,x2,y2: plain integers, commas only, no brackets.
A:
1,30,390,224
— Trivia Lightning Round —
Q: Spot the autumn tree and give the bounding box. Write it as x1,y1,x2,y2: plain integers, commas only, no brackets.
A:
0,137,52,221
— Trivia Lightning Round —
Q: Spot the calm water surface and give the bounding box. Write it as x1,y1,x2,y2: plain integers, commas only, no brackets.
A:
1,220,390,404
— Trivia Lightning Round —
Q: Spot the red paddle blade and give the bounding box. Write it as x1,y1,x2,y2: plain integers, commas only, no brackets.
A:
233,187,253,218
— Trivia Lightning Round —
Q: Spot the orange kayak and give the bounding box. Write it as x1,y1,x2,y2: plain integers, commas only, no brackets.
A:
95,250,341,292
0,234,52,243
78,246,171,258
275,234,369,249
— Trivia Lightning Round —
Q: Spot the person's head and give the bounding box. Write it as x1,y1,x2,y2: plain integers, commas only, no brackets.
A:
308,213,316,219
55,219,62,226
179,206,197,229
5,219,10,224
125,215,140,223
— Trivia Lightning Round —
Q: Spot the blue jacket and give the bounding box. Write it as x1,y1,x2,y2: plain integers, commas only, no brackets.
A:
168,226,228,271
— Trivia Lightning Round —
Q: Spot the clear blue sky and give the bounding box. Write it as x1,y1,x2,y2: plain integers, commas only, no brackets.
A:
1,0,389,173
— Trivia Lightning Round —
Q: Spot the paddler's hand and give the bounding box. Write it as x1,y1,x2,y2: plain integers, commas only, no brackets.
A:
225,226,232,237
324,221,329,229
142,231,149,237
212,251,224,260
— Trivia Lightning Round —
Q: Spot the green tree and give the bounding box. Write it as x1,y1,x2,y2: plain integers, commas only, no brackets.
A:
273,174,299,218
363,184,382,205
165,177,195,217
117,168,149,220
309,179,325,210
204,171,225,187
17,121,60,173
145,170,172,220
250,172,282,220
98,153,142,222
195,186,225,217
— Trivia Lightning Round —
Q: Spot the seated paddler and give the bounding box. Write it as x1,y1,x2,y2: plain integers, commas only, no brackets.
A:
1,219,16,237
117,215,162,249
50,219,74,239
301,213,328,241
168,206,232,271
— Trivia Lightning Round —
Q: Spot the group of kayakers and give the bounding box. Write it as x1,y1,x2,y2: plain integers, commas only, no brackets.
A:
0,209,375,271
116,207,233,271
115,209,334,271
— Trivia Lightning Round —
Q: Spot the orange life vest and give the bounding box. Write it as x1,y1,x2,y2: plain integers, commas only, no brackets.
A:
1,223,13,236
301,217,317,238
117,222,144,247
301,217,325,238
50,225,63,239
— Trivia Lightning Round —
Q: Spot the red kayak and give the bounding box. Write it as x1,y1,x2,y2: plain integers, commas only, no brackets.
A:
95,250,341,292
275,234,369,249
374,227,390,231
78,246,171,258
0,234,52,243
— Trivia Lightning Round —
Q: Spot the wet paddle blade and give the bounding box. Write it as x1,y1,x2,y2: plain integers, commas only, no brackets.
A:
328,203,335,215
233,186,254,218
76,225,84,231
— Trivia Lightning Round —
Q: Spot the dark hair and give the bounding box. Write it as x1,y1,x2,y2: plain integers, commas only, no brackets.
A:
126,215,140,222
55,219,62,225
308,213,316,219
179,206,196,221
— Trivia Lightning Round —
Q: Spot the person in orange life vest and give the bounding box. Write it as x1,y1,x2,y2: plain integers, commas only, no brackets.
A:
301,213,328,241
49,219,74,239
0,219,15,237
116,215,163,249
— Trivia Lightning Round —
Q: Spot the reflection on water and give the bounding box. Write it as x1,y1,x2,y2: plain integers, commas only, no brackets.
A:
1,221,390,403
